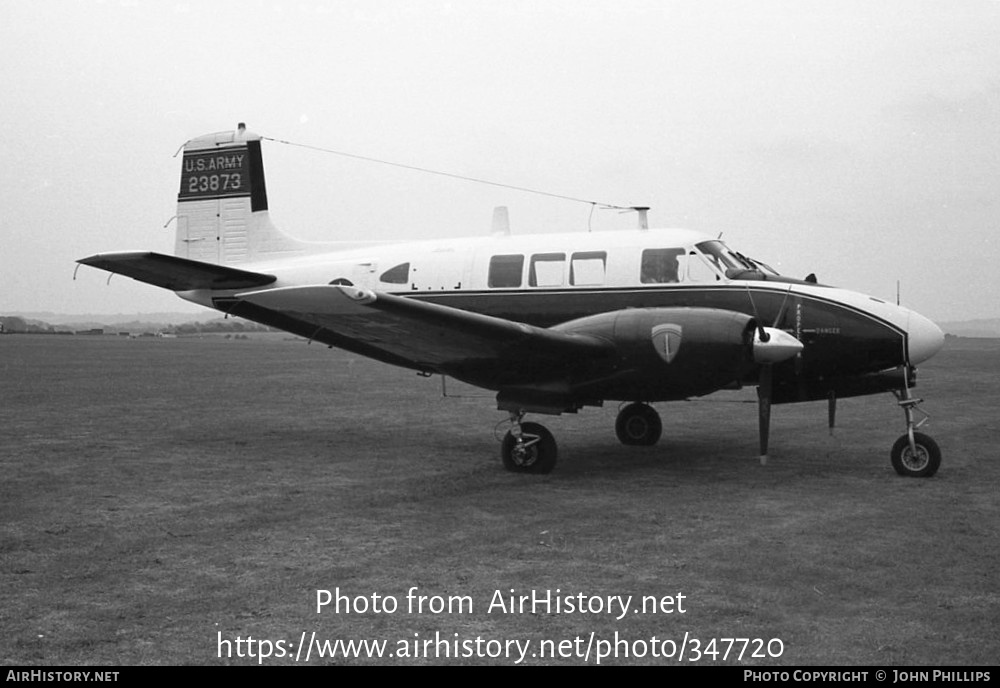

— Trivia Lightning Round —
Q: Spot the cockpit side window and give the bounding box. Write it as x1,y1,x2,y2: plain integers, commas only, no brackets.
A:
680,252,721,282
488,254,524,288
640,248,684,284
379,262,410,284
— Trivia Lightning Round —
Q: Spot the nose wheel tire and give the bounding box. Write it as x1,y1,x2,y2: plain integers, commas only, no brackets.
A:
890,432,941,478
501,422,557,474
615,403,663,446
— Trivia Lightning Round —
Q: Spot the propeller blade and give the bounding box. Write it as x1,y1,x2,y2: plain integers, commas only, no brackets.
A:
745,287,769,342
747,284,793,343
757,363,773,465
771,286,793,328
828,391,838,436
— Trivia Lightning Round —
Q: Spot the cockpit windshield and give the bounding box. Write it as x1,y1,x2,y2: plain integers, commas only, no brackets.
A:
695,240,780,277
695,240,748,272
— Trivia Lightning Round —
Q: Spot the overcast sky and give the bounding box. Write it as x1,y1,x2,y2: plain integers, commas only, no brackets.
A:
2,0,998,322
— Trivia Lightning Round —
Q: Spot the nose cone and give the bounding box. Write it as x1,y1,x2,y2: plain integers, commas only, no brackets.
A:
907,310,945,365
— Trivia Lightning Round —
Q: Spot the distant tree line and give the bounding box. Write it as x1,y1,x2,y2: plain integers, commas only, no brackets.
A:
0,316,73,334
166,319,276,335
1,315,275,336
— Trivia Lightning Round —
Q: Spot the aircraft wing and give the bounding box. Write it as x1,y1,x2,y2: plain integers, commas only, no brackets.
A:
232,285,613,379
77,251,277,291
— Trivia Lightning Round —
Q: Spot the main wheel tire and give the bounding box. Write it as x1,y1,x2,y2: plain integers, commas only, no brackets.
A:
890,432,941,477
615,403,663,446
501,422,557,474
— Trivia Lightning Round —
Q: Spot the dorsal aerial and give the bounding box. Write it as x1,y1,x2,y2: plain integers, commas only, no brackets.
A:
79,124,945,478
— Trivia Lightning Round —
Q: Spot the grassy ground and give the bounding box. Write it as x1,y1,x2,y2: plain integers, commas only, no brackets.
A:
1,334,997,665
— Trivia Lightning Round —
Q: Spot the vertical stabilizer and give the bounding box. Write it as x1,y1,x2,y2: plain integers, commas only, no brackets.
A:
175,124,308,265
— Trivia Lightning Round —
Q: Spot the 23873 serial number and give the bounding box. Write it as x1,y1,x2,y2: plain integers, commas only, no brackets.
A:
185,173,243,194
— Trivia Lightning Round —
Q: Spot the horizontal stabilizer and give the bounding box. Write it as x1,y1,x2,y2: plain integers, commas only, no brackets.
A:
77,251,276,291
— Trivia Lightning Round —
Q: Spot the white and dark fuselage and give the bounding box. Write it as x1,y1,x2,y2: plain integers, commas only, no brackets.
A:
180,227,938,408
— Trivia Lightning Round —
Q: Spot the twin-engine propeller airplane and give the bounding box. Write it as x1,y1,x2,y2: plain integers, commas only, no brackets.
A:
78,124,945,477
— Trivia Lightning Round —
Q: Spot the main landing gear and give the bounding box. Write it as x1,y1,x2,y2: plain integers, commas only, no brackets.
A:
890,387,940,478
500,411,558,474
499,403,664,473
614,402,662,446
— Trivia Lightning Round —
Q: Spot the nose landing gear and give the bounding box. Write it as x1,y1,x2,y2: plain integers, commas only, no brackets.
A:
890,386,940,477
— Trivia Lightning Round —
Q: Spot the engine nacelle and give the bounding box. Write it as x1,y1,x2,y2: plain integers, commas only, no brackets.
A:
554,307,756,401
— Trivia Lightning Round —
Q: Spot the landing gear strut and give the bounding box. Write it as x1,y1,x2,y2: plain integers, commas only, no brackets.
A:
500,411,558,474
615,402,662,446
890,385,940,478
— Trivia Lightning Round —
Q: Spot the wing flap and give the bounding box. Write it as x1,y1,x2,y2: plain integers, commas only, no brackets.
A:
77,251,276,291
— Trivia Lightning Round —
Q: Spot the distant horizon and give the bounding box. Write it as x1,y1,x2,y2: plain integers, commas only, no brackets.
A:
6,308,208,316
2,309,218,326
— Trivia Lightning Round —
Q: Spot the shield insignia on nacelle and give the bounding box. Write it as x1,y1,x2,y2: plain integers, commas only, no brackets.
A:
651,324,683,364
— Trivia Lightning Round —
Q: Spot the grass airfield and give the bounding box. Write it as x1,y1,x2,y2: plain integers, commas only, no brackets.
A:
2,333,997,665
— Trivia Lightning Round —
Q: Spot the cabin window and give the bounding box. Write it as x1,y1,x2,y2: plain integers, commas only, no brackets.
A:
529,253,566,287
379,262,410,284
570,251,607,286
640,248,684,284
681,252,721,282
488,254,524,288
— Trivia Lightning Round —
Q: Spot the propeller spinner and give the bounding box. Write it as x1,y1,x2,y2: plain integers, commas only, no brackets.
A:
753,327,803,364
